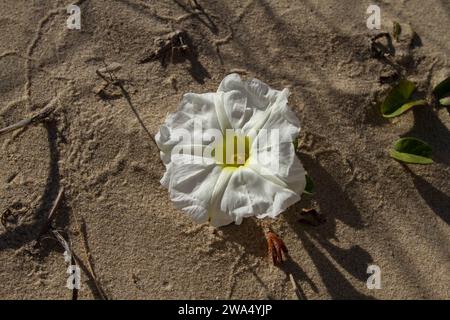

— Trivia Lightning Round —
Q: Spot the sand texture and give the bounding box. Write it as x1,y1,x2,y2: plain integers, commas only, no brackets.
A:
0,0,449,299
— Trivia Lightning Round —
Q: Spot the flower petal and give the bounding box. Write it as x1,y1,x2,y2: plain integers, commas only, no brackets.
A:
255,88,300,140
217,73,282,133
249,89,306,195
162,154,222,224
212,167,300,225
156,93,221,164
158,75,307,228
207,169,235,227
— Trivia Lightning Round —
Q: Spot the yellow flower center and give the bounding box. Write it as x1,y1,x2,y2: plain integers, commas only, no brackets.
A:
213,133,251,168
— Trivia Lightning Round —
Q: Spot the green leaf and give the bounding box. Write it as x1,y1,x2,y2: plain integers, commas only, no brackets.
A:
439,96,450,105
381,80,425,117
389,137,433,164
303,174,314,195
433,75,450,100
382,99,427,118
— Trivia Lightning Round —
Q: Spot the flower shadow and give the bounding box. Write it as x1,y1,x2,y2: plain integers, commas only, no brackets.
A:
217,151,375,299
283,153,375,299
291,228,374,300
297,153,365,235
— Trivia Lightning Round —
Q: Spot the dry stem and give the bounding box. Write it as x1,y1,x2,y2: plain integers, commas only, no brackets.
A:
0,95,59,137
71,209,108,300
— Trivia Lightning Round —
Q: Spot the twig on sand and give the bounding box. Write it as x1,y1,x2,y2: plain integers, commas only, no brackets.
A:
34,187,78,299
96,65,162,157
37,187,107,300
153,11,194,23
228,68,249,75
37,187,65,239
214,33,233,50
187,0,202,11
213,27,233,64
171,0,218,33
0,95,59,137
51,229,79,300
71,209,108,300
235,0,255,23
0,51,17,59
138,29,191,65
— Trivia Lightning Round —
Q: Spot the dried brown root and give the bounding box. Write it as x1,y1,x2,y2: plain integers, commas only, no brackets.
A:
265,230,288,265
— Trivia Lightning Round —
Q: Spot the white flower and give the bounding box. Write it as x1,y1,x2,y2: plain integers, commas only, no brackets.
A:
156,74,306,227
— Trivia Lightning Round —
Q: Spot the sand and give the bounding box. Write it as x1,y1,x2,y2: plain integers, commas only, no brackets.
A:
0,0,449,299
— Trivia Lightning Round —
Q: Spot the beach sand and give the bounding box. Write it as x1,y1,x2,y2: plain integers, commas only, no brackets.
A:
0,0,449,299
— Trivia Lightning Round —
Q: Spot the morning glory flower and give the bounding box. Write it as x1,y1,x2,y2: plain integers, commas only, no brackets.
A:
156,74,306,227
